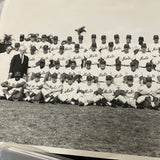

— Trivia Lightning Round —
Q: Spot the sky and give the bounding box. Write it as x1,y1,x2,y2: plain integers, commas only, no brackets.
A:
0,0,160,43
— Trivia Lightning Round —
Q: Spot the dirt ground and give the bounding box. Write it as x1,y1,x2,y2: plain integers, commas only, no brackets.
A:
0,99,159,158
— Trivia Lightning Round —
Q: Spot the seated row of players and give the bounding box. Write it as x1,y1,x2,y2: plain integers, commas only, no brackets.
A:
0,71,159,110
15,34,160,52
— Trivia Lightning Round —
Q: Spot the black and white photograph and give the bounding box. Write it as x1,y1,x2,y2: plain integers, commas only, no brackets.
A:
0,0,160,159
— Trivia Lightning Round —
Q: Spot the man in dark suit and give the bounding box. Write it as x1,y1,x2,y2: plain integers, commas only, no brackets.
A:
9,45,29,79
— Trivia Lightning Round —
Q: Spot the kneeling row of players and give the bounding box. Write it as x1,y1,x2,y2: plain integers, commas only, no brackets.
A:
1,72,160,110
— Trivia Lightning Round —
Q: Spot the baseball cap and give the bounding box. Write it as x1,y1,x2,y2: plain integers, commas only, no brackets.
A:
15,43,20,48
78,35,83,40
67,36,72,41
124,44,130,49
41,34,47,38
127,75,133,81
30,34,36,38
86,75,93,81
75,44,80,48
146,62,152,68
138,37,144,41
55,60,60,65
35,73,41,78
106,75,113,80
114,34,120,39
43,45,49,50
91,34,96,38
146,76,152,82
70,60,76,65
14,72,21,77
91,43,97,48
51,73,58,79
59,45,64,50
99,59,106,65
116,58,121,66
86,60,92,65
53,36,58,40
67,75,74,80
141,43,147,48
31,46,36,51
108,42,114,47
101,35,106,40
153,35,159,39
130,59,138,67
126,35,132,39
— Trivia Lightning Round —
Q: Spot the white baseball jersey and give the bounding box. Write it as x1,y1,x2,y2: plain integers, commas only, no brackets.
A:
33,66,49,78
98,82,117,97
114,43,123,50
49,67,64,79
65,67,81,76
119,51,135,66
95,68,107,82
26,79,43,90
68,51,84,67
81,66,97,81
53,51,69,67
85,50,100,65
138,83,157,97
64,44,75,51
123,68,142,84
28,53,39,68
109,68,124,84
62,81,78,94
141,70,158,83
80,82,98,95
37,52,52,66
50,43,60,51
44,80,62,93
135,52,153,68
151,50,160,58
98,43,108,51
7,78,26,87
121,83,139,99
100,50,116,66
149,43,160,52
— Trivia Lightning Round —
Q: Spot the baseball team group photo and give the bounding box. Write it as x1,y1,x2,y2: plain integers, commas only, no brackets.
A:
0,32,160,110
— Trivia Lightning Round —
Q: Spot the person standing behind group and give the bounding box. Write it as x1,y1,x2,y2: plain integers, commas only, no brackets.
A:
9,45,29,80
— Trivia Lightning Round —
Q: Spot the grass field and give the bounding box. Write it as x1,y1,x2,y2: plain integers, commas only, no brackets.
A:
0,99,160,158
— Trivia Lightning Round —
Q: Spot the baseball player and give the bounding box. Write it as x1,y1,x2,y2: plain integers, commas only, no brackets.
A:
78,75,99,106
58,75,79,104
120,44,135,68
38,34,50,50
24,73,43,103
98,35,107,51
110,59,124,84
27,46,39,81
95,59,107,82
37,45,51,67
135,43,153,69
63,36,75,51
116,75,139,108
53,45,69,67
97,75,117,107
136,76,159,110
1,72,26,101
113,34,123,50
49,60,64,82
85,43,100,66
50,36,60,51
68,44,84,68
149,35,160,51
31,59,49,82
42,73,63,103
91,34,97,44
81,60,97,82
